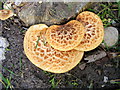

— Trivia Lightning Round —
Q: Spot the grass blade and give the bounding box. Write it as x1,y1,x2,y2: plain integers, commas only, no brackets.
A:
0,65,18,76
19,56,22,72
0,2,2,10
110,79,120,84
0,73,8,85
49,78,56,88
35,37,40,49
118,1,120,17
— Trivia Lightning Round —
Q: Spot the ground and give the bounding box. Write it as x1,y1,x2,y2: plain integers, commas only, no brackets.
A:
1,2,120,89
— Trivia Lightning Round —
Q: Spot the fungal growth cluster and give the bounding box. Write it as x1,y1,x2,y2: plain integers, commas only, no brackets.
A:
24,11,104,73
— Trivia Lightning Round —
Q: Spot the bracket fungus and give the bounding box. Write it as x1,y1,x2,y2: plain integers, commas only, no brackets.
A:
46,20,85,51
0,9,14,20
24,24,84,73
74,11,104,51
24,11,104,73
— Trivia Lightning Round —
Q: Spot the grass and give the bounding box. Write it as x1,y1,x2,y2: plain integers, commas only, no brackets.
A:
102,40,109,51
49,78,56,88
42,71,61,88
0,65,16,89
118,1,120,17
35,36,40,49
71,82,78,86
0,73,13,90
0,2,2,10
65,73,82,88
87,2,120,28
35,34,47,48
0,65,18,76
0,65,21,89
49,75,60,88
5,48,11,51
110,79,120,84
49,77,61,88
19,56,22,73
35,32,47,49
102,35,120,51
98,3,120,28
68,80,79,88
88,80,93,89
43,39,47,46
20,29,26,33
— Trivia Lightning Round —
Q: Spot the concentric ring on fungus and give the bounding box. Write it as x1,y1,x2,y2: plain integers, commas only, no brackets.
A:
74,11,104,51
45,20,85,51
24,24,84,73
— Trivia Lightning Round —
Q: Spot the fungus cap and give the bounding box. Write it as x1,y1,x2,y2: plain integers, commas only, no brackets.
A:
75,11,104,51
0,9,14,20
45,20,85,51
24,24,84,73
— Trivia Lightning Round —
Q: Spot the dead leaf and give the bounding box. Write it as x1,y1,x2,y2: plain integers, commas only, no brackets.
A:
96,70,101,75
79,63,86,70
95,57,109,65
110,79,120,84
108,52,119,59
84,51,107,63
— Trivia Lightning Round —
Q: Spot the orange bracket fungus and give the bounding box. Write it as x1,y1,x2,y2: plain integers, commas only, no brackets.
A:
46,20,84,51
0,9,14,20
74,11,104,51
24,24,84,73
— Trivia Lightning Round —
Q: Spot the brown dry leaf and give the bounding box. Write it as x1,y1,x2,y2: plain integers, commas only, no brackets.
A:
96,70,101,75
84,51,107,63
95,57,109,65
108,52,119,59
79,63,86,70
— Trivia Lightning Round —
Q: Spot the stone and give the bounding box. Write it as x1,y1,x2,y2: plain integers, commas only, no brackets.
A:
0,37,9,48
0,37,9,61
103,76,108,83
103,27,119,47
0,48,5,61
11,2,92,26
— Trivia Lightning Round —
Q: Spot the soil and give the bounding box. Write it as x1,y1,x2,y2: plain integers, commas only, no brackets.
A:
1,2,120,89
